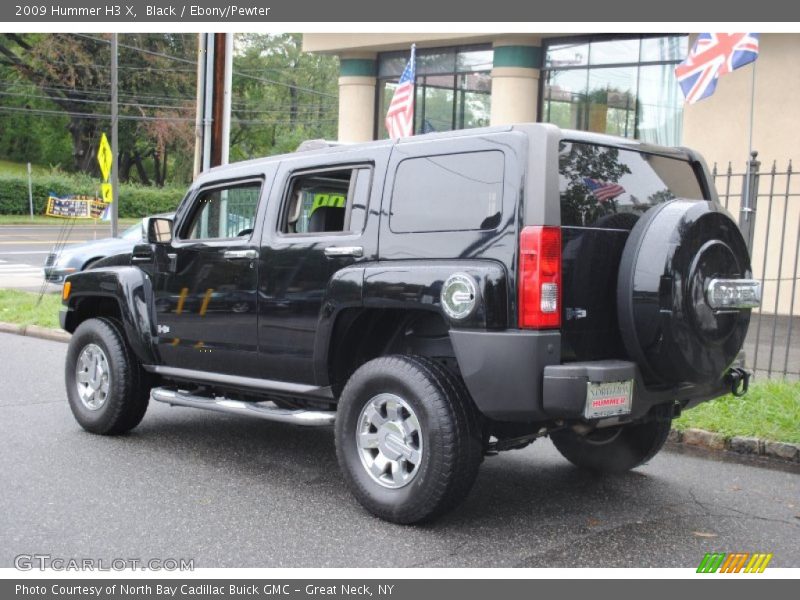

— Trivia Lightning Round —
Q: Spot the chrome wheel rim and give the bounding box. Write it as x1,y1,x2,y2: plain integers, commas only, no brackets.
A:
356,393,423,489
75,343,111,411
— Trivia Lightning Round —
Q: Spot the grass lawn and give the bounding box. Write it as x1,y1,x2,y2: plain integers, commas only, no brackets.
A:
0,215,140,226
674,380,800,444
0,159,49,177
0,289,62,330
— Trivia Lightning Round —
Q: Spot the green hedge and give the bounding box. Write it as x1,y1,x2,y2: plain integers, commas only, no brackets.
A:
0,172,185,218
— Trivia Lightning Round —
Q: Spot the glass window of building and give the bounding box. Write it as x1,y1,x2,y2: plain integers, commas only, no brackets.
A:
541,35,688,146
377,46,492,138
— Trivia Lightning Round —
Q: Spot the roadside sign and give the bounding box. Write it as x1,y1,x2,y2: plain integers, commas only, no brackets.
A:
97,133,112,182
46,195,108,219
101,182,113,204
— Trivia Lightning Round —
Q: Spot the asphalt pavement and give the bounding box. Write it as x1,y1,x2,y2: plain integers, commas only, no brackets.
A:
1,331,798,568
0,224,113,291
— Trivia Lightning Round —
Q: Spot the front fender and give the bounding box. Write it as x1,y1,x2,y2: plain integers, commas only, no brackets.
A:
62,266,159,365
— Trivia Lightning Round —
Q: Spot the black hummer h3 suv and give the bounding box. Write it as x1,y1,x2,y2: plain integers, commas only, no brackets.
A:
60,124,761,524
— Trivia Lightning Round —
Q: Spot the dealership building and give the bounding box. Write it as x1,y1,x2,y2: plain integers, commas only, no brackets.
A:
303,33,798,166
304,32,799,316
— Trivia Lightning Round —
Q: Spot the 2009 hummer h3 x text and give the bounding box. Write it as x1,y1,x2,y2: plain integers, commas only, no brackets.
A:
60,124,761,523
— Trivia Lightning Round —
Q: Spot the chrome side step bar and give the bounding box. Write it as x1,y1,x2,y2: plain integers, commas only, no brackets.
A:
151,388,336,427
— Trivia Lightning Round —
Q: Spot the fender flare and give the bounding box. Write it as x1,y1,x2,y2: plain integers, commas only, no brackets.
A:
311,260,509,385
63,266,159,365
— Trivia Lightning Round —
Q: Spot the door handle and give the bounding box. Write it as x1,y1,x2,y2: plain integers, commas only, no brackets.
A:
223,249,259,260
324,246,363,258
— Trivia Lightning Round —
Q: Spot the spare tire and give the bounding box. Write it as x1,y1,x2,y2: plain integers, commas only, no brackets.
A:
617,200,752,384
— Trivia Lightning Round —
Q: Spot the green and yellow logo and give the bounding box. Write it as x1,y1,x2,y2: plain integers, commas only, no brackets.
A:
697,552,773,573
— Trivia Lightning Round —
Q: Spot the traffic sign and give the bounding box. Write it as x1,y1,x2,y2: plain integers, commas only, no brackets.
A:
101,183,113,204
97,133,112,182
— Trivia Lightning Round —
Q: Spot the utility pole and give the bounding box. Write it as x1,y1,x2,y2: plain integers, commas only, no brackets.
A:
195,33,232,175
192,33,205,179
111,33,119,237
210,32,227,168
221,33,233,166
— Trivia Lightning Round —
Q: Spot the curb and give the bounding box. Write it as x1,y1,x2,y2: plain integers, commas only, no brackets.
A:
668,428,800,463
0,321,71,343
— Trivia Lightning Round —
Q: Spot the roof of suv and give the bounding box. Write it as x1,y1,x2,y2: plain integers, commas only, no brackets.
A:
194,123,696,187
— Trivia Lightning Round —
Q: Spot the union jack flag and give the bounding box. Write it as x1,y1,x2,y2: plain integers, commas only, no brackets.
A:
675,33,759,104
583,177,625,202
385,45,416,138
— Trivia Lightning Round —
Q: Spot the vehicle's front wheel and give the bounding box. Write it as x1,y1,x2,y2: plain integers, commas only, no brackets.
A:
335,355,483,524
550,404,673,473
65,317,150,435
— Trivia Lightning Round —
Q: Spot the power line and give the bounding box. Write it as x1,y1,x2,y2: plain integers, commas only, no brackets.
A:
0,90,196,112
0,105,338,127
0,81,198,104
71,32,198,66
0,90,336,119
0,82,337,113
232,70,337,99
43,58,197,73
74,33,338,99
0,104,195,122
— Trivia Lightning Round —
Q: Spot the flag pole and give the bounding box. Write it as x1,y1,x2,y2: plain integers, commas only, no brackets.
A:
741,60,757,238
746,59,756,161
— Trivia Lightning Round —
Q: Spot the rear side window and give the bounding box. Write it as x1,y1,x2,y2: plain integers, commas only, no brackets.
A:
559,141,705,228
390,151,504,233
280,167,371,235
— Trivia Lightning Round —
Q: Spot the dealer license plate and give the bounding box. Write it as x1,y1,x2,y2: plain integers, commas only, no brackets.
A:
584,380,633,419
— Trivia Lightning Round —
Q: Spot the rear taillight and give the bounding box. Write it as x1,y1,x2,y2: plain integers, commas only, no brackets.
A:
519,226,562,329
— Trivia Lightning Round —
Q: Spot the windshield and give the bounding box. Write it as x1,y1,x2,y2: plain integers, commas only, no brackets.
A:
121,223,143,241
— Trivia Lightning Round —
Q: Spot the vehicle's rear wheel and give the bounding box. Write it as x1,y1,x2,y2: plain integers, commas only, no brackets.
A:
335,355,483,524
550,404,673,473
65,317,150,435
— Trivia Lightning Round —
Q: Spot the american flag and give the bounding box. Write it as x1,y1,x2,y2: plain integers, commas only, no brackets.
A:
385,45,416,138
675,33,759,104
583,177,625,202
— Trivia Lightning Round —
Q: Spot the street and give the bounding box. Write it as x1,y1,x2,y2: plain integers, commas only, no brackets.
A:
1,332,798,568
0,224,113,292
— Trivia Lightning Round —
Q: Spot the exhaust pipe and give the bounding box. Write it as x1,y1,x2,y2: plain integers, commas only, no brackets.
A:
151,388,336,426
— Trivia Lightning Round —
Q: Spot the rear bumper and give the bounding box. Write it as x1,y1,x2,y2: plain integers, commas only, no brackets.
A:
450,329,731,422
449,329,561,421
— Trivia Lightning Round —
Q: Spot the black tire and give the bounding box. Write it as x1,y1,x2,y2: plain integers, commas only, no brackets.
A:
550,404,673,473
65,317,150,435
335,355,483,524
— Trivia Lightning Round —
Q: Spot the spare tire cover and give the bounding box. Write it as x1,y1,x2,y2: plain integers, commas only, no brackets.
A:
617,200,752,384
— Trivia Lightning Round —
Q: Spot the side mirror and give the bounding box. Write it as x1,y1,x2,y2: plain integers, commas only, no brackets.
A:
148,217,173,244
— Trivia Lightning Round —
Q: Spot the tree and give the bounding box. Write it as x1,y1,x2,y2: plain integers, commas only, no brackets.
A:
0,33,196,184
230,34,338,160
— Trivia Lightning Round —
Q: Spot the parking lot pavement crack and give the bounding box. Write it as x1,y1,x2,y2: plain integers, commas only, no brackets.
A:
1,399,64,407
688,489,799,527
687,488,714,515
406,539,472,567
